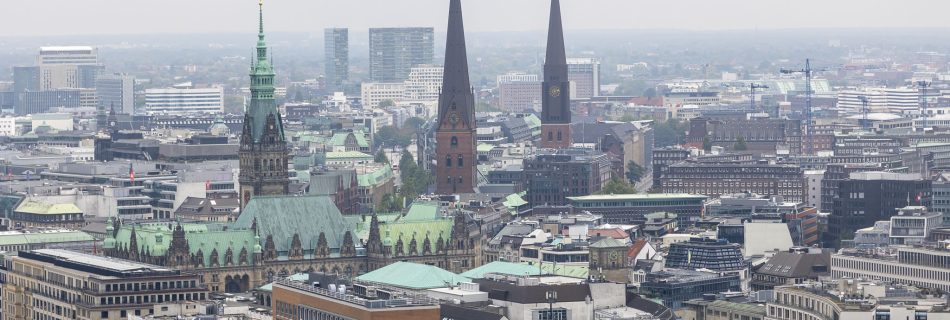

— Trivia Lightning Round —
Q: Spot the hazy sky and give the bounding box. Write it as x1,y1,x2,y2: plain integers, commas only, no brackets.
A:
3,0,948,37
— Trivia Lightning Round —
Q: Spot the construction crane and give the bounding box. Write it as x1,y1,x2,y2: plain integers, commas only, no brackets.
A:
750,83,770,112
917,80,931,131
781,59,820,155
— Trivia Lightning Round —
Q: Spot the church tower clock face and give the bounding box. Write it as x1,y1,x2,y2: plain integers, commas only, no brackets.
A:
449,112,460,124
549,86,561,97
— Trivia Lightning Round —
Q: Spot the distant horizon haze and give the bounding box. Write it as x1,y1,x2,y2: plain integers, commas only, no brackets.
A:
2,0,948,37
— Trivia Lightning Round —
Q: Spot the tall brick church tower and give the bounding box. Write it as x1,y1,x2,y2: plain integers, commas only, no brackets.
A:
540,0,572,149
435,0,476,194
239,0,289,208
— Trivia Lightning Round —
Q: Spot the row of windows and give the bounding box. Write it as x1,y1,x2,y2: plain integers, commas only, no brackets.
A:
99,292,205,306
443,154,465,167
104,280,197,292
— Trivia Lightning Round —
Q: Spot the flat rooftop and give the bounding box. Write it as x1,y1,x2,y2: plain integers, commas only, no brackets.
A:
20,249,178,278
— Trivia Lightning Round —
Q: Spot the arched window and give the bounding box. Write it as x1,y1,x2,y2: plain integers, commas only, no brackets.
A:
445,155,452,167
557,131,562,141
457,176,463,184
451,136,458,147
457,155,463,167
547,131,553,141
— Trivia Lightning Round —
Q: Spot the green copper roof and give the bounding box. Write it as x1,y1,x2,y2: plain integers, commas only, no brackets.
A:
15,201,82,215
353,202,453,256
400,201,439,221
357,166,393,187
232,195,359,254
502,193,528,209
521,262,589,279
460,261,550,279
245,0,284,143
329,131,370,149
110,222,257,266
356,262,470,289
295,170,311,183
523,114,542,128
477,143,495,152
326,151,373,160
0,230,94,246
378,220,453,255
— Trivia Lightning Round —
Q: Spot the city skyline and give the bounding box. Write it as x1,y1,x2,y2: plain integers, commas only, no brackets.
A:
3,0,950,37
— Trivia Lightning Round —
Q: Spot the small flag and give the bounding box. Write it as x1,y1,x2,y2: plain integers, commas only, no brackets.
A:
917,192,922,204
205,180,211,190
129,163,135,183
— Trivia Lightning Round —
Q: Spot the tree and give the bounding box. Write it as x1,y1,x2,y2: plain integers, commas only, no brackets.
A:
654,119,688,147
374,125,413,149
376,193,404,212
596,178,638,195
642,87,658,99
615,79,647,96
625,161,645,184
733,136,748,151
379,99,395,108
374,149,389,164
398,150,432,200
403,117,426,130
702,136,712,152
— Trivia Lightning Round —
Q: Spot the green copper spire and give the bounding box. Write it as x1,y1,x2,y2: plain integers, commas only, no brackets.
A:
243,0,282,143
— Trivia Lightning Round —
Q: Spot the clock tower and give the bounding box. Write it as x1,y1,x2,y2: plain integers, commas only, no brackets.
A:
540,0,572,149
435,0,476,194
238,0,289,208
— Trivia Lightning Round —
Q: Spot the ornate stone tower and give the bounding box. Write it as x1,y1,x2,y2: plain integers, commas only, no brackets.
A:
435,0,476,194
239,0,289,208
540,0,572,149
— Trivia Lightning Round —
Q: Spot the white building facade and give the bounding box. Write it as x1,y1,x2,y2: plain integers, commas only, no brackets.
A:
144,85,224,115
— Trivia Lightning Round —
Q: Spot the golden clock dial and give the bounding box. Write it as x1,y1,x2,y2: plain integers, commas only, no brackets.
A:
549,86,561,97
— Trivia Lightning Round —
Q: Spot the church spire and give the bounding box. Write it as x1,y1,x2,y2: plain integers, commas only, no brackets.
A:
258,0,265,37
540,0,572,148
436,0,474,129
434,0,476,194
545,0,567,67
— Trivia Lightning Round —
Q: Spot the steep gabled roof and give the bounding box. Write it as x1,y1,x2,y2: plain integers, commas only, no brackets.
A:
356,261,469,289
232,195,358,253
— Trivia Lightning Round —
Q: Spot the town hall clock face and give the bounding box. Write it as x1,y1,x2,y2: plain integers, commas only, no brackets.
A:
548,86,561,97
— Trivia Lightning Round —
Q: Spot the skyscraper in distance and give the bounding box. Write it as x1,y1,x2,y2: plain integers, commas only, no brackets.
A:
435,0,476,194
96,73,134,116
540,0,572,149
324,28,349,93
239,0,289,208
369,27,434,82
37,46,100,90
